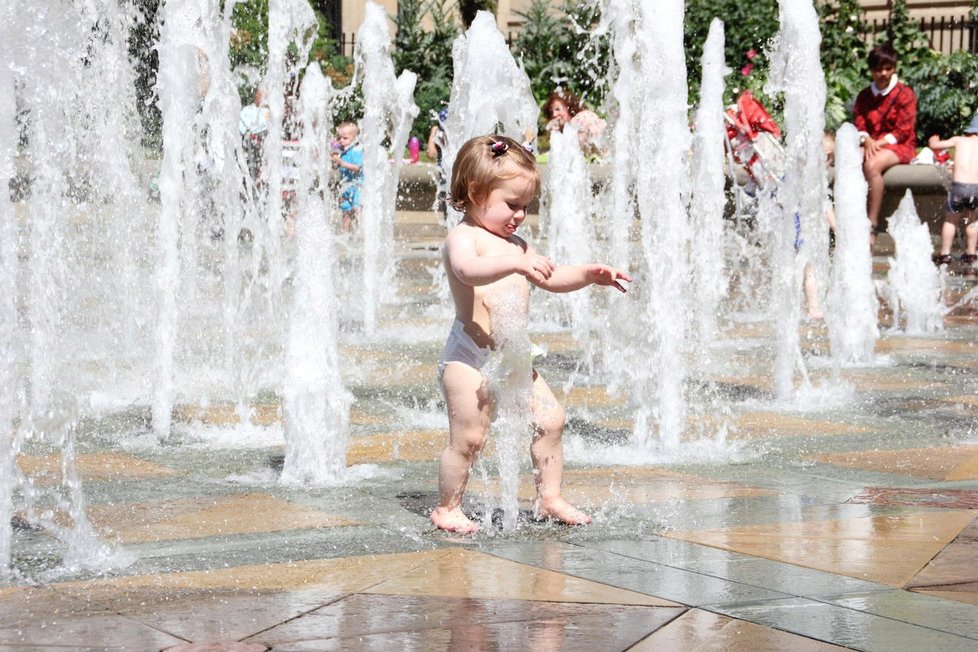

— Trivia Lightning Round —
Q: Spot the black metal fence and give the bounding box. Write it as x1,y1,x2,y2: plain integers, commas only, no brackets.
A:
337,16,977,59
867,15,978,53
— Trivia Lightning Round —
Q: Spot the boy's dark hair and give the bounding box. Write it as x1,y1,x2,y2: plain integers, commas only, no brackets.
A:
867,43,898,70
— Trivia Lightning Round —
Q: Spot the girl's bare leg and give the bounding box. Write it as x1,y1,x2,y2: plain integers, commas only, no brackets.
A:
430,363,492,533
529,370,591,525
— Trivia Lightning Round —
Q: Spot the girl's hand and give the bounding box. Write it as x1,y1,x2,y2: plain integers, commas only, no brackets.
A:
521,253,555,284
588,265,632,292
863,137,883,159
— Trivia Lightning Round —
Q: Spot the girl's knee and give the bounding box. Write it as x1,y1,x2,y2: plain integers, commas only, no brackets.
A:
534,404,565,438
450,428,487,458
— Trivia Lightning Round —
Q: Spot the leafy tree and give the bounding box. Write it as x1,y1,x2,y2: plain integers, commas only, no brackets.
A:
391,0,459,140
684,0,780,107
884,0,932,69
908,49,978,141
230,0,348,104
512,0,610,109
818,0,868,130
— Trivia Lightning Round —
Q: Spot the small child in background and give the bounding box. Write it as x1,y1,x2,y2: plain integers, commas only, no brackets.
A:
426,108,449,219
928,114,978,267
330,121,364,232
431,135,631,534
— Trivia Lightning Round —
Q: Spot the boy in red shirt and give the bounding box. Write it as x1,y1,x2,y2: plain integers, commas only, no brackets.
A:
852,43,917,246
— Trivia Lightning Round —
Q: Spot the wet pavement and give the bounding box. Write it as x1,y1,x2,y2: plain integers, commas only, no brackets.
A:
3,214,978,651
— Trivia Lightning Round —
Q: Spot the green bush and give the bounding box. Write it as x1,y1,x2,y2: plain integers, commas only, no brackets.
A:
818,0,868,130
512,0,609,112
391,0,458,141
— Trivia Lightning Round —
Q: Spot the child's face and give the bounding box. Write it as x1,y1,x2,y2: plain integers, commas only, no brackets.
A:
468,173,536,238
870,63,895,91
549,100,570,124
336,126,358,148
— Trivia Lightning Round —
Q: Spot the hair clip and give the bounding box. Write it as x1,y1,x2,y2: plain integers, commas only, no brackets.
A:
490,141,508,157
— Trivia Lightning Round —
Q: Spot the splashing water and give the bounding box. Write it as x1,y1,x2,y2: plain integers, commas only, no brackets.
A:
280,65,354,485
483,284,535,532
354,2,419,335
441,11,539,226
826,123,878,366
886,190,944,334
765,0,829,399
689,19,730,348
601,0,690,449
540,128,597,372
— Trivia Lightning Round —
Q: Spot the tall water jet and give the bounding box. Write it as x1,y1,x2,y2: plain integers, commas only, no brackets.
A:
689,19,729,346
541,127,597,371
153,0,210,440
0,0,17,570
483,291,535,532
441,11,539,226
826,123,878,365
281,65,353,484
2,0,137,572
354,1,419,335
886,191,944,333
602,0,691,449
765,0,829,398
600,3,639,269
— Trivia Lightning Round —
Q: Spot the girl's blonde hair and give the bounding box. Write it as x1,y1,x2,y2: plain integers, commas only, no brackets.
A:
450,135,539,212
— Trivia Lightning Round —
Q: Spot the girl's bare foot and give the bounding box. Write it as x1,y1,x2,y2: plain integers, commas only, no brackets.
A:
430,506,479,534
534,497,592,525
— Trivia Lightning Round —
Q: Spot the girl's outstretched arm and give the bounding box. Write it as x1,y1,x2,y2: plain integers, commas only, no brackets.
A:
535,264,631,293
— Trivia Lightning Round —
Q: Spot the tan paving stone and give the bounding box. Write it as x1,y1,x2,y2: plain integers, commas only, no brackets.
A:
631,608,848,651
17,452,181,483
810,445,978,481
249,593,681,650
667,510,977,587
875,337,978,355
908,516,978,590
730,412,872,439
349,405,393,427
47,552,453,642
532,331,580,354
470,467,776,506
364,548,678,606
913,586,978,606
173,403,281,426
556,384,627,408
87,493,358,543
839,369,946,392
347,429,444,464
0,586,183,649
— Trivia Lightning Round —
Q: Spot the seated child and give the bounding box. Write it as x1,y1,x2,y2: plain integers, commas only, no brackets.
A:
330,121,364,232
929,114,978,266
431,135,631,534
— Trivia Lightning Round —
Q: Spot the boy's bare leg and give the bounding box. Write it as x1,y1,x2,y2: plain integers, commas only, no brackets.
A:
965,218,978,256
939,214,959,255
529,370,591,525
431,363,491,533
863,149,899,245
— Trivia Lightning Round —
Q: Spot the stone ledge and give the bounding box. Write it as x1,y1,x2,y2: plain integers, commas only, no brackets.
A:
397,161,950,232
